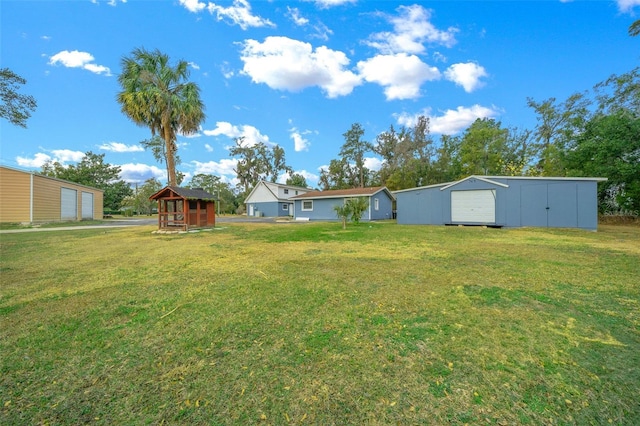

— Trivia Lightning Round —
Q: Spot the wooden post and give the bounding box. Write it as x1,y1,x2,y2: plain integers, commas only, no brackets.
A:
207,201,215,226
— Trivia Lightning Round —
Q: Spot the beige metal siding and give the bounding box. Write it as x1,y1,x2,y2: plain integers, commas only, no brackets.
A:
33,175,63,221
93,190,103,220
34,177,104,221
1,166,105,222
0,167,31,222
91,188,104,220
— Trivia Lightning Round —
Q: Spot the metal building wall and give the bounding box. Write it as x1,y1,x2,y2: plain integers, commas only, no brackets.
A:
395,177,601,230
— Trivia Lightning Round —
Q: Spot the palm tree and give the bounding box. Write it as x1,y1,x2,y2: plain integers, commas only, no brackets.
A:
630,20,640,37
117,48,205,186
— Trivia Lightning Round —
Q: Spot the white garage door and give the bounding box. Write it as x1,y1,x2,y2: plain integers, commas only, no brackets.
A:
451,190,496,223
82,192,94,219
61,188,78,220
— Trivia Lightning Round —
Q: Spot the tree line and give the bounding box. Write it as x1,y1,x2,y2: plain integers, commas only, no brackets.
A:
316,68,639,215
2,37,638,215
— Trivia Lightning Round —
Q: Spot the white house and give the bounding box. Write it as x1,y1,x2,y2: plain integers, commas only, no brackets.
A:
244,181,310,217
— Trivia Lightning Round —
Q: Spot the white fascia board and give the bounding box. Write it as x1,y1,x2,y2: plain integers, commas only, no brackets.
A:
482,175,608,183
441,175,509,191
392,183,449,194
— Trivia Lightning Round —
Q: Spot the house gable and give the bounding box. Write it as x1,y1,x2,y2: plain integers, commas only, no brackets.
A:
440,175,509,191
244,182,279,204
245,181,310,204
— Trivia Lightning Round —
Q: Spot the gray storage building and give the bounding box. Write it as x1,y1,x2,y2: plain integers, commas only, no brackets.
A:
393,175,607,230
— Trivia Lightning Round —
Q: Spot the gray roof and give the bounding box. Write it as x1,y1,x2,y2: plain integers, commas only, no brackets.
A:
150,186,216,200
169,186,215,199
392,175,608,194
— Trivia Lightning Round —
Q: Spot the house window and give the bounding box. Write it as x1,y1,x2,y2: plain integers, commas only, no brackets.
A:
295,191,298,195
302,200,313,211
374,198,379,211
283,204,288,211
284,189,289,194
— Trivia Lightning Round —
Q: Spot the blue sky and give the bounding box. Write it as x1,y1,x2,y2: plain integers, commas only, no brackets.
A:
1,0,638,188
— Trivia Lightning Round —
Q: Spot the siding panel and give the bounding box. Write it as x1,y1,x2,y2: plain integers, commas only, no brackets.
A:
0,167,31,222
33,175,62,221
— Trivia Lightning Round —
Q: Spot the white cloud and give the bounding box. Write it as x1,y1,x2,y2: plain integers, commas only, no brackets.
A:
83,63,111,75
191,159,238,179
91,0,127,5
51,149,86,163
41,35,51,41
220,61,235,79
432,51,447,63
287,6,309,26
203,121,272,147
16,153,53,168
617,0,640,13
357,53,440,100
179,0,206,13
310,22,333,41
299,170,319,185
395,104,500,135
119,163,165,184
179,0,274,29
240,36,362,98
188,61,200,70
206,0,275,30
99,142,144,153
279,169,319,186
364,157,383,171
289,128,311,152
179,131,202,139
366,5,458,55
49,50,111,76
50,50,94,67
444,62,488,93
313,0,356,8
204,144,214,152
286,6,332,40
16,149,86,168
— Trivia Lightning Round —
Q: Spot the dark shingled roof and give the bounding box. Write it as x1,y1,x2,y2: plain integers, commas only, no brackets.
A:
149,186,216,200
168,186,216,200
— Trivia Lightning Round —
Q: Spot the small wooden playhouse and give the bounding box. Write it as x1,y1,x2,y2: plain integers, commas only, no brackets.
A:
149,186,215,231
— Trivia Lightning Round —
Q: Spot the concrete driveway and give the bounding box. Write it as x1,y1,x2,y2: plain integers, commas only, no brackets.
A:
0,216,292,234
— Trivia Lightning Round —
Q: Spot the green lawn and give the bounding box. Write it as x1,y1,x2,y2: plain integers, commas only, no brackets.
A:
1,223,639,424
